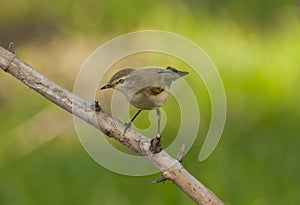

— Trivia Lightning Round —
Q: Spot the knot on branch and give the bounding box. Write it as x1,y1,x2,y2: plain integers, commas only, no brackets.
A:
1,43,16,72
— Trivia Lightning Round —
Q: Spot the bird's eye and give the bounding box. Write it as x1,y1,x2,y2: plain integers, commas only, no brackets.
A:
118,79,125,84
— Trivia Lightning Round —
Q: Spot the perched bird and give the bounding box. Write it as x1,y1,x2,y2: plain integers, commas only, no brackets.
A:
100,66,188,144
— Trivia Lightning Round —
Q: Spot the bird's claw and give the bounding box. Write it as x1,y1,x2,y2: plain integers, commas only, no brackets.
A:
150,134,162,154
123,122,132,136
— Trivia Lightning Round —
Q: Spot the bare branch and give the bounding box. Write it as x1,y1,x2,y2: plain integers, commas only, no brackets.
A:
0,46,224,205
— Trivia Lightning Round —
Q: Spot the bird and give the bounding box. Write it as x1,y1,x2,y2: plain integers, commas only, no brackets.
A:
100,66,189,145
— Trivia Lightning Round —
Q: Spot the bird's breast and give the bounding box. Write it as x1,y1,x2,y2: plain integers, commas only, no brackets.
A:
129,87,169,110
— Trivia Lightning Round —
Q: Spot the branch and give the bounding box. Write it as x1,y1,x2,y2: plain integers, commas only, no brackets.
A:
0,46,224,205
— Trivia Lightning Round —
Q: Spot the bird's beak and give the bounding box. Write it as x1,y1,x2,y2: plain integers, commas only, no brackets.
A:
100,83,113,90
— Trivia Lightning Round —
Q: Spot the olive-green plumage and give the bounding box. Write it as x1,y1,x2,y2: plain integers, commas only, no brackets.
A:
100,66,188,136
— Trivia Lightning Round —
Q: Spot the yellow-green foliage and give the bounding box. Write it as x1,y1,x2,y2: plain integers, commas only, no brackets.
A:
0,1,299,204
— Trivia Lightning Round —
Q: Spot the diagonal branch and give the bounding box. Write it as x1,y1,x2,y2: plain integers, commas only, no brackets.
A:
0,46,224,205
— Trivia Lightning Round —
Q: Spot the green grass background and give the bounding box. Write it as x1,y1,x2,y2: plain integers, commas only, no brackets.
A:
0,0,300,204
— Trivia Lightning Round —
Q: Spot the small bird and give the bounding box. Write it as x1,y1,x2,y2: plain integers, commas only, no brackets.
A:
100,66,188,145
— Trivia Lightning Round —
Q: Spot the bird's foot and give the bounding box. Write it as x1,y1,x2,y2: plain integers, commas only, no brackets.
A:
93,101,101,111
150,134,162,154
123,122,132,136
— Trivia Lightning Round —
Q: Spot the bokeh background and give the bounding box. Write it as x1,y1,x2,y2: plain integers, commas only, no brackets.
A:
1,0,300,204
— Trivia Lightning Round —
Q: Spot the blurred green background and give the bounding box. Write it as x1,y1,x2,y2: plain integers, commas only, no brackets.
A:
1,0,300,204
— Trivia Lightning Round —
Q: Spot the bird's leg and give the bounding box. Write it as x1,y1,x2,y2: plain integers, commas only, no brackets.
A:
156,108,161,139
130,109,142,124
150,108,162,154
123,109,142,135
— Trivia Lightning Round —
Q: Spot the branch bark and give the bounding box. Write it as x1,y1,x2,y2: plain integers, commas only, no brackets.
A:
0,46,224,205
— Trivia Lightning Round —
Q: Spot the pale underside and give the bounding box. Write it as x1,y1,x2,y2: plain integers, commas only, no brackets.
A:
129,87,169,110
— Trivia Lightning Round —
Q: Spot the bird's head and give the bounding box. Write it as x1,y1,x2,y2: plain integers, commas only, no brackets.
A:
100,68,134,90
